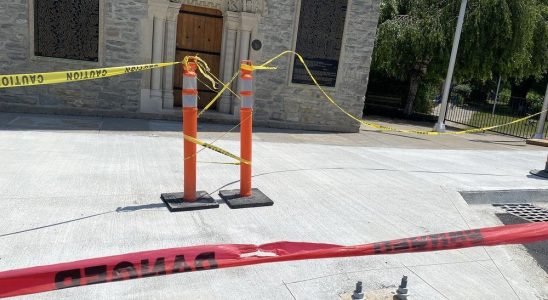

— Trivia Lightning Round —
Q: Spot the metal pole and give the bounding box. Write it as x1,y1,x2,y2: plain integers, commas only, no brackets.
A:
434,0,468,132
533,83,548,139
492,76,501,115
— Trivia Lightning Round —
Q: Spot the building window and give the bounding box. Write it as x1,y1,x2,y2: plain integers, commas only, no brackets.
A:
34,0,100,62
292,0,348,87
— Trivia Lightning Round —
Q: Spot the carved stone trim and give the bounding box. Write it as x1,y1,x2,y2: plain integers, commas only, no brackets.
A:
228,0,267,15
170,0,226,12
169,0,267,16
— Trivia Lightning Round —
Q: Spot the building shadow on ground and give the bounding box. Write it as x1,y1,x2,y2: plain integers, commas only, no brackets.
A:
0,112,356,136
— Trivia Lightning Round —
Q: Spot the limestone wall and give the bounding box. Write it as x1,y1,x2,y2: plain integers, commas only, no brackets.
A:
0,0,380,132
0,0,148,117
253,0,380,132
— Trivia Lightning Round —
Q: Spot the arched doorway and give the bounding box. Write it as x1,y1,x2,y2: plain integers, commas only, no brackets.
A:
173,5,223,109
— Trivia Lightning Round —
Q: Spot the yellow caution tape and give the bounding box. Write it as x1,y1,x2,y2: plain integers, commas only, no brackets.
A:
252,66,278,71
194,59,275,117
2,52,541,136
241,64,277,71
198,72,239,117
183,134,250,165
184,151,241,166
197,161,242,166
358,110,547,135
256,51,546,136
185,113,252,165
0,62,180,89
180,55,240,117
184,55,219,90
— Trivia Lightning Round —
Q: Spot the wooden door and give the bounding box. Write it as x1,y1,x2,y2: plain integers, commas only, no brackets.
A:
174,5,223,109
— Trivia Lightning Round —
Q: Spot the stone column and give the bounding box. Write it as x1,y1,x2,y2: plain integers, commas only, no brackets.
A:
162,3,180,110
239,29,251,61
232,12,259,113
218,11,240,114
238,13,259,62
141,1,169,114
151,17,165,92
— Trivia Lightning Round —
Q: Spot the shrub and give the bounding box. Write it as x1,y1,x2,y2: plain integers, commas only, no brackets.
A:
498,88,511,104
414,83,437,114
453,84,472,98
527,91,544,112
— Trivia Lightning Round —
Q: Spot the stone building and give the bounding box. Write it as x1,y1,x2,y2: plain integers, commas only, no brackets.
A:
0,0,380,132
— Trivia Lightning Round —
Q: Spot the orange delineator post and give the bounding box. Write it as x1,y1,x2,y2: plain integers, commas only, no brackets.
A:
218,60,273,209
239,61,254,197
240,108,253,197
182,62,198,201
161,59,218,212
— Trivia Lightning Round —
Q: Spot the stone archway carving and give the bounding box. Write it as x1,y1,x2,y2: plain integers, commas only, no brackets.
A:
170,0,226,12
169,0,267,15
228,0,268,15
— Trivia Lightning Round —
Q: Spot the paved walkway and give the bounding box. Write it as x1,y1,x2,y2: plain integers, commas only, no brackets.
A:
0,112,546,299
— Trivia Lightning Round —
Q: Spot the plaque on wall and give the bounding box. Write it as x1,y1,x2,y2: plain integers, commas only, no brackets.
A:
292,0,348,87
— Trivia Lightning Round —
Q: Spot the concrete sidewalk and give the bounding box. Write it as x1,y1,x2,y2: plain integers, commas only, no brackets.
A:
0,112,547,299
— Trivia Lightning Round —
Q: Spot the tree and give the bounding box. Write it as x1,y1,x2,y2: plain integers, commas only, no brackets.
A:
372,0,452,115
371,0,548,116
508,2,548,101
458,0,547,103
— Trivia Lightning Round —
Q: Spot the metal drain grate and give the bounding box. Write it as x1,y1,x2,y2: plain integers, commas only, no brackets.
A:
493,204,548,222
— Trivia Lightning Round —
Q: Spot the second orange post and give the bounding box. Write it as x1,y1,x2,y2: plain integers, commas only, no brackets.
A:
218,60,273,209
239,61,254,197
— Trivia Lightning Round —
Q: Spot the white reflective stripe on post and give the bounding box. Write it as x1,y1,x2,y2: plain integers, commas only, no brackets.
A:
239,78,254,108
239,77,253,93
241,95,254,108
183,95,197,107
182,73,198,108
183,76,197,91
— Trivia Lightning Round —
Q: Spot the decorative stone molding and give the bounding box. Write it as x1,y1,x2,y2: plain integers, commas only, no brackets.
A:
170,0,226,12
150,0,170,17
169,0,267,16
167,1,181,21
228,0,267,16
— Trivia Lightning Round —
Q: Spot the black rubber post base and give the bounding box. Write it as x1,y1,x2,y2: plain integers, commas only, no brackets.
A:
530,169,548,179
160,191,219,212
219,188,274,209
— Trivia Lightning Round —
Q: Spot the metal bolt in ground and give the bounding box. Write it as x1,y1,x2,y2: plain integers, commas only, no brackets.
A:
399,276,408,289
395,275,409,299
351,281,365,300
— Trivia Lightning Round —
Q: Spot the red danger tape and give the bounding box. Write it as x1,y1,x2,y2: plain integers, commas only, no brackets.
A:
1,222,547,298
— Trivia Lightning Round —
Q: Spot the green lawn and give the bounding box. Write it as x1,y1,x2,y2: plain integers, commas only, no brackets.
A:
467,111,545,138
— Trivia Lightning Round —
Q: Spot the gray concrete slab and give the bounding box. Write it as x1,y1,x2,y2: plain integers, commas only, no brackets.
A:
5,114,102,131
0,112,547,299
101,117,150,133
460,189,548,204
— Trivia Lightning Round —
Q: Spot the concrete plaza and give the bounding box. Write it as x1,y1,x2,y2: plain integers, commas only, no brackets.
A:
0,112,547,299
